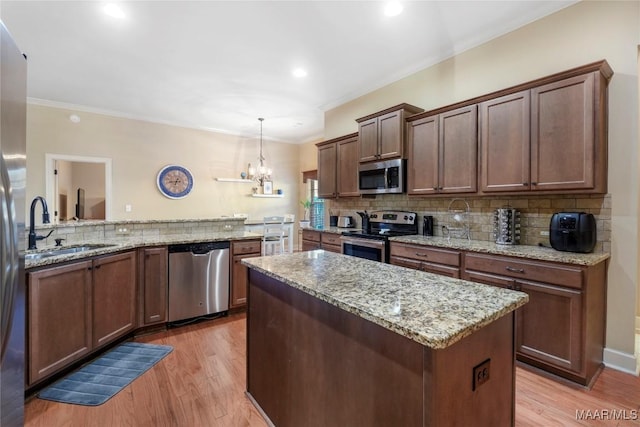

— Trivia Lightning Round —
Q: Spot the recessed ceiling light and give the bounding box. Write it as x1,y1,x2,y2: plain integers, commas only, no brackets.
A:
384,1,403,17
292,68,308,78
103,3,126,19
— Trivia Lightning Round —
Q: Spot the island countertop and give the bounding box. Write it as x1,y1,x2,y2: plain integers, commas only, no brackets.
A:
242,250,528,349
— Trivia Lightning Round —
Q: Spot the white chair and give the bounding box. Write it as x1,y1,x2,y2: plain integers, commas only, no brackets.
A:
262,216,286,255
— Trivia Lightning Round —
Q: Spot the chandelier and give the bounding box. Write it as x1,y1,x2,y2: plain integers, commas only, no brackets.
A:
248,117,272,186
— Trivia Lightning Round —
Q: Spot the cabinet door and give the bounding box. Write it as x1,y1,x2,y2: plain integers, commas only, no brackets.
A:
516,279,582,373
378,110,404,160
407,115,439,195
531,73,595,191
317,142,337,198
93,251,137,349
139,247,168,326
358,117,379,162
480,91,531,192
28,260,92,384
336,135,360,197
462,270,515,290
302,240,321,251
231,253,255,308
439,105,478,193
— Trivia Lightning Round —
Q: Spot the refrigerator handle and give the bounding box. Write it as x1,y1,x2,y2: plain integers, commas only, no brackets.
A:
0,156,18,361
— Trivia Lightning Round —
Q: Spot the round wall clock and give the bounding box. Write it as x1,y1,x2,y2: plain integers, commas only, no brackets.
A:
156,165,194,199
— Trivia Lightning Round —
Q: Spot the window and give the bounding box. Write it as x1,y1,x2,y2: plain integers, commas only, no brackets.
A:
308,179,324,228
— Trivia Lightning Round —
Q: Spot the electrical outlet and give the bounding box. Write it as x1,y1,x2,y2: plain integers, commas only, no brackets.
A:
473,359,491,391
125,204,132,212
115,227,130,235
540,230,550,236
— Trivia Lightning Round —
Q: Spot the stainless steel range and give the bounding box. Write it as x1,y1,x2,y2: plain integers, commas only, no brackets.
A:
341,210,418,263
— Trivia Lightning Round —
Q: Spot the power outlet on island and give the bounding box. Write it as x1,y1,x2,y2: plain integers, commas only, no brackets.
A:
472,359,491,391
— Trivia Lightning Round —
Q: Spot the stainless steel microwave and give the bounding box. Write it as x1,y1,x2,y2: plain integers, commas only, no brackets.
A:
358,159,406,194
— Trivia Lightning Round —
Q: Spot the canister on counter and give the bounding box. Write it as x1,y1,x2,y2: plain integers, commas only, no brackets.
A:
423,215,434,236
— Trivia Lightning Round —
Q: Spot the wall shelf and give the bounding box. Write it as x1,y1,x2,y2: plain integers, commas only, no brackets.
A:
215,178,254,183
251,194,284,198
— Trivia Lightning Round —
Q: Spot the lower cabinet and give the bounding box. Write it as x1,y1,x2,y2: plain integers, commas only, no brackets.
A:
301,229,321,251
28,251,136,386
390,242,461,278
138,246,168,327
463,252,606,386
320,232,342,253
230,239,262,309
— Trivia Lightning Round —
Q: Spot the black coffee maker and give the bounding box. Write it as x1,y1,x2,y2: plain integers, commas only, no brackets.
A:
356,211,370,234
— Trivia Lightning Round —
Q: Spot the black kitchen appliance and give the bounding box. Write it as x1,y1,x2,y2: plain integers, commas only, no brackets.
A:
549,212,597,253
342,210,418,263
423,215,434,236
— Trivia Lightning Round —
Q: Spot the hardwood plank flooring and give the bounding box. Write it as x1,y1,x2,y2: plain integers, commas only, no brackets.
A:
25,313,640,426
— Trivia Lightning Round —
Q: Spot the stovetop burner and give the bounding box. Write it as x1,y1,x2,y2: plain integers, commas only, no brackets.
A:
342,230,417,240
343,210,419,240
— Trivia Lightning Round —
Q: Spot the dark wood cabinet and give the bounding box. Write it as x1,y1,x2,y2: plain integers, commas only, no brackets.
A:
28,261,93,385
390,242,461,278
407,105,477,195
93,251,137,349
28,250,136,385
356,104,423,163
531,72,603,192
138,246,168,327
317,140,337,198
320,232,342,253
478,63,610,195
230,240,261,309
479,90,531,192
301,229,321,251
463,252,606,386
317,133,359,199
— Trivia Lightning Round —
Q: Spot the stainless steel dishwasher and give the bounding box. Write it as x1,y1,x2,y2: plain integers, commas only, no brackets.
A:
168,241,230,323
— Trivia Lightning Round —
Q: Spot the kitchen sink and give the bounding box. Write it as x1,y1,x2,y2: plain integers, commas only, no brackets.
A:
25,244,117,260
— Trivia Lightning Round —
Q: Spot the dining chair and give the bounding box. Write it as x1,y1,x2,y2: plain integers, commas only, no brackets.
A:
262,215,286,255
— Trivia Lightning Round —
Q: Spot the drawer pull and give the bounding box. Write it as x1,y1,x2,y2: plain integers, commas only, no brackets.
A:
505,266,525,274
415,252,428,258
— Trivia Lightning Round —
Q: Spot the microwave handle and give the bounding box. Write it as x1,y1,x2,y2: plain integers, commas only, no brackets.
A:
384,168,389,189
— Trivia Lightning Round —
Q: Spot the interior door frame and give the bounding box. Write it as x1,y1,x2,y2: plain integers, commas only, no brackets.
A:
45,153,112,221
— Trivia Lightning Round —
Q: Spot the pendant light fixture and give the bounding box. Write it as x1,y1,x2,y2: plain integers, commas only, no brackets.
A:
248,118,272,186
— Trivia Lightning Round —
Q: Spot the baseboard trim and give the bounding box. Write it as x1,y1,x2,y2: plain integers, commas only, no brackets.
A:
603,347,639,375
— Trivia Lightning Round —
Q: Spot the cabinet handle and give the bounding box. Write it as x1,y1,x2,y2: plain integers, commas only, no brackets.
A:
514,284,522,291
522,182,528,186
505,266,525,274
95,265,101,269
531,182,537,185
415,252,428,258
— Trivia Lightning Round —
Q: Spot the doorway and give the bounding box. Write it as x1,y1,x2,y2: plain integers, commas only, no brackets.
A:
45,154,112,221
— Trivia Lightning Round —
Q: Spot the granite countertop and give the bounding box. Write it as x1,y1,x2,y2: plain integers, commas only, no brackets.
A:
389,235,610,266
25,231,262,269
242,250,528,350
301,226,359,235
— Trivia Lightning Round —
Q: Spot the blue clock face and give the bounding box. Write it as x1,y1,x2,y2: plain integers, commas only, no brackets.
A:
157,165,194,199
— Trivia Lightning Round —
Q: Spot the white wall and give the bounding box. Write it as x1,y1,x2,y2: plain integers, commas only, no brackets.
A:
322,1,640,372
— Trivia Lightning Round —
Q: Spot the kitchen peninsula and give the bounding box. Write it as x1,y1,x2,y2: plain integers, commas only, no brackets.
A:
243,250,528,426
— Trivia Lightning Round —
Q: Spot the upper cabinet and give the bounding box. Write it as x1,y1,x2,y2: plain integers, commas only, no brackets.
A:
356,104,424,163
317,133,360,199
479,61,612,195
407,105,478,195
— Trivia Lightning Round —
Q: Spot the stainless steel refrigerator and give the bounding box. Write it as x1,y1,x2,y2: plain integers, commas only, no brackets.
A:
0,21,27,426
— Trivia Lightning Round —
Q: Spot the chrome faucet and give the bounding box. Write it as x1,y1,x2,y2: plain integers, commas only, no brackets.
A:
28,196,52,250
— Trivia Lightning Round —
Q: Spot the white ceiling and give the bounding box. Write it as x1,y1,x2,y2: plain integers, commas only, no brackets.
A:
1,1,576,144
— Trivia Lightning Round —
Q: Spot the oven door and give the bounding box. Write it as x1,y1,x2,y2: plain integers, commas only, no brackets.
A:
340,236,386,263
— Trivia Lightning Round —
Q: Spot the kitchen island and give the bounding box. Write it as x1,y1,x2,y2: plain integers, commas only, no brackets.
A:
242,250,529,427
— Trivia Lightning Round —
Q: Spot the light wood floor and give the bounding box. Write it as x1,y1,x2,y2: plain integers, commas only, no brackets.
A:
25,312,640,426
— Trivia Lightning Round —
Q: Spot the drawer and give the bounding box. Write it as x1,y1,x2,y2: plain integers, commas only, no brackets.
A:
390,243,460,267
321,243,342,254
302,230,321,242
464,253,583,289
232,240,261,255
321,233,342,246
302,241,321,251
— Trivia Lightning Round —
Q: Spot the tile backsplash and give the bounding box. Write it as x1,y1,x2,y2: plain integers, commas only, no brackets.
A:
328,194,611,253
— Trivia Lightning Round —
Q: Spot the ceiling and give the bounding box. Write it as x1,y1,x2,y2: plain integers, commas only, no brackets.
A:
1,1,576,144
